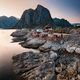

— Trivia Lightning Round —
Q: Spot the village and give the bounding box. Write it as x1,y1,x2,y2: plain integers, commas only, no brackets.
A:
30,25,64,42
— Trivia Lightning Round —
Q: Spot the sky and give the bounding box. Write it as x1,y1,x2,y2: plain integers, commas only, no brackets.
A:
0,0,80,23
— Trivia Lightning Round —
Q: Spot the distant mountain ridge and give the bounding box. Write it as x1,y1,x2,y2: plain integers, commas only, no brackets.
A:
53,18,73,27
15,4,73,29
0,5,74,29
0,16,18,29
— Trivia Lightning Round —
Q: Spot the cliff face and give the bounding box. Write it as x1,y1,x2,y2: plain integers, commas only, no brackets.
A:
16,5,52,28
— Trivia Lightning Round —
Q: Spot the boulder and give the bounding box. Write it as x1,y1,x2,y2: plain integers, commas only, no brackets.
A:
20,38,46,49
39,41,52,52
49,51,58,61
75,47,80,54
11,29,28,37
51,43,61,51
12,36,27,42
66,46,76,53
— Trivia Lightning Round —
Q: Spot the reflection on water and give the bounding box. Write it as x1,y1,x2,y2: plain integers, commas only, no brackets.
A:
0,29,27,67
0,29,37,80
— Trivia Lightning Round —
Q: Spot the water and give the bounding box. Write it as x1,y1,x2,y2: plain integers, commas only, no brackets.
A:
0,29,37,80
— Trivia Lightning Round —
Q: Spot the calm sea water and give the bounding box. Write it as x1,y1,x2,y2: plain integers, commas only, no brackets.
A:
0,29,37,80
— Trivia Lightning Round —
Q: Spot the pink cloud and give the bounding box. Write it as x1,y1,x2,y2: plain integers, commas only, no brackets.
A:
68,18,80,23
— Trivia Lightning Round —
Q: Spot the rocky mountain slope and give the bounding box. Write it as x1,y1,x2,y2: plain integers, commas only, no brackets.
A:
16,5,53,29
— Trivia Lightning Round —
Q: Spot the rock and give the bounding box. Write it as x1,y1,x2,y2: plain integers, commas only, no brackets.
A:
12,50,80,80
12,51,57,80
77,74,80,80
23,32,32,39
49,51,58,61
20,38,46,49
11,29,32,42
12,51,42,74
16,4,53,28
51,43,61,51
66,46,76,53
12,36,27,42
75,47,80,54
77,60,80,76
11,29,27,37
67,61,77,77
39,41,52,52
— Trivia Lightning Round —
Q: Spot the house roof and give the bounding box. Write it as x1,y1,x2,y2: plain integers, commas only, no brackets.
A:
36,29,43,32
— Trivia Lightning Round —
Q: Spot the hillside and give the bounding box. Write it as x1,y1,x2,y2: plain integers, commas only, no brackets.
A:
53,18,73,27
0,16,18,29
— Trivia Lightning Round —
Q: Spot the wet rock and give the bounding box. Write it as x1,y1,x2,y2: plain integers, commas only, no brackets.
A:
11,25,80,54
11,29,28,37
57,73,68,80
77,74,80,80
66,46,76,53
20,38,46,49
12,36,27,42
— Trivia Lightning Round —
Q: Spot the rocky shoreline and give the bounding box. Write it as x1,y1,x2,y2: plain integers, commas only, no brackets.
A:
12,51,80,80
11,28,80,80
11,29,80,54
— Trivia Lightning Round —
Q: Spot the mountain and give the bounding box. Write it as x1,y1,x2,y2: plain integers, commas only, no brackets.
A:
53,18,73,27
16,4,53,29
0,16,18,29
